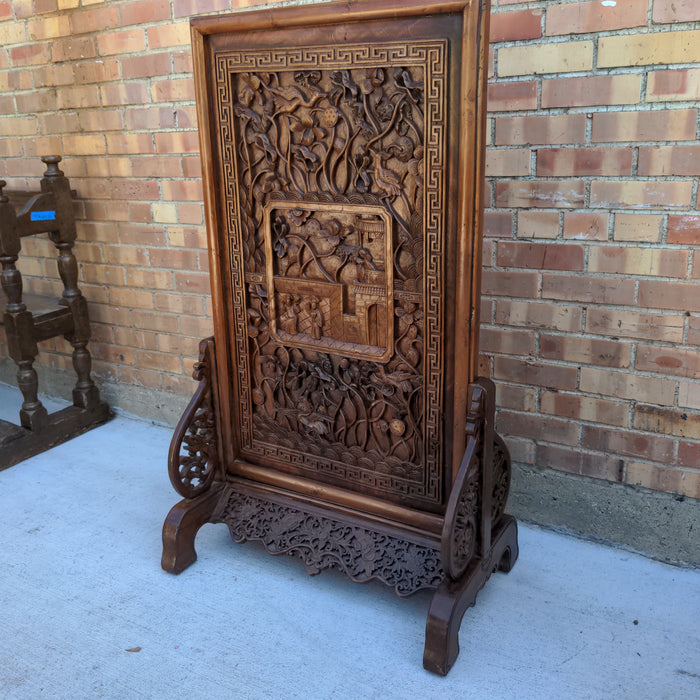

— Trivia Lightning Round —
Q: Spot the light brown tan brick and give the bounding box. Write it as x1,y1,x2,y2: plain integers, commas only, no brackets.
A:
498,41,593,77
613,214,663,243
541,390,628,427
585,308,685,343
537,444,623,481
590,181,693,209
579,367,675,405
495,181,585,209
485,148,531,177
588,246,688,277
480,327,536,356
626,463,700,498
496,409,579,445
634,405,700,440
599,30,700,68
495,300,582,332
679,382,700,411
542,273,635,304
540,334,631,368
582,425,675,463
517,211,559,239
495,383,537,412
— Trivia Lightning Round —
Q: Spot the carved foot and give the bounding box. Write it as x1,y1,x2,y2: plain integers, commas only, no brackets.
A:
423,515,518,675
162,487,223,574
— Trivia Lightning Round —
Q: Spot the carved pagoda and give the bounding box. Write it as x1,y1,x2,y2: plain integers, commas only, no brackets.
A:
162,0,518,675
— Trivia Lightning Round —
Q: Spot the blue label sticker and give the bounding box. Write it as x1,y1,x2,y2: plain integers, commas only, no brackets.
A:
31,210,56,222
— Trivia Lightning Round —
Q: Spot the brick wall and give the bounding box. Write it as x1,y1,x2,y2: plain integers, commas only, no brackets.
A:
0,0,698,499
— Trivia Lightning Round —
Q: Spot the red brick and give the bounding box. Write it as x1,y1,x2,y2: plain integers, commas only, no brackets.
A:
517,211,559,239
480,327,536,356
667,216,700,246
590,181,693,209
636,345,700,379
537,444,623,482
495,114,586,147
106,133,154,155
546,0,647,36
490,9,542,42
540,334,631,368
497,242,584,271
497,410,579,445
638,281,700,312
131,156,182,178
562,212,609,241
121,53,172,80
495,181,585,209
495,300,582,332
678,441,700,469
647,68,700,103
74,59,121,85
495,357,578,391
537,147,633,177
582,425,675,464
591,109,697,143
588,246,688,277
638,146,700,177
542,273,635,305
634,405,700,440
97,29,146,56
482,270,539,298
10,43,50,65
151,78,196,103
484,210,513,238
487,81,538,112
173,0,237,19
173,50,193,75
541,391,628,427
586,309,685,343
69,6,120,35
653,0,700,24
689,318,700,346
542,75,641,108
120,0,172,25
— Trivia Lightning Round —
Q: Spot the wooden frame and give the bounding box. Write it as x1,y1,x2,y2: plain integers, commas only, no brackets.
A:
163,0,517,674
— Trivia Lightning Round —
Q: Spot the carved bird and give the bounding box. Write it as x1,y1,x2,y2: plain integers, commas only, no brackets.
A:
371,150,402,198
266,84,323,116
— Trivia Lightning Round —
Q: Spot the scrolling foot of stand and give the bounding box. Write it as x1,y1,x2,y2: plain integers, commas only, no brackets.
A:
423,515,519,676
161,487,223,574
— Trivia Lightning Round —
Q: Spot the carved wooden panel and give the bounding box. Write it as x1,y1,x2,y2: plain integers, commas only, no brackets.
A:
209,23,461,510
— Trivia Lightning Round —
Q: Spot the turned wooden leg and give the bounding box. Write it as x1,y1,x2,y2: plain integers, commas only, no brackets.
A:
70,341,100,408
162,487,223,574
423,516,519,675
17,359,48,431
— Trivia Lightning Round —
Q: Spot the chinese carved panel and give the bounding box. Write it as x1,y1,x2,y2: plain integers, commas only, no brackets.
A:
214,40,448,508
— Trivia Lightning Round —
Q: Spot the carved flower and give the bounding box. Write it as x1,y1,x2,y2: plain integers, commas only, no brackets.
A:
352,152,372,193
319,106,341,128
294,70,321,89
293,144,321,171
290,113,326,146
288,208,311,226
238,72,261,107
361,67,385,95
386,136,414,163
375,97,394,123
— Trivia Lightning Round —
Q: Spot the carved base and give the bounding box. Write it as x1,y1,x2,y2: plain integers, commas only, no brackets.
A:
423,515,519,675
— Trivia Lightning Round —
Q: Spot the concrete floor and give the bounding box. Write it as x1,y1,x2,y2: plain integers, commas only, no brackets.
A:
1,383,699,699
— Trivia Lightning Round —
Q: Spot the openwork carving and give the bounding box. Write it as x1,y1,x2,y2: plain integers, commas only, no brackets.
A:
216,487,444,596
168,339,218,499
215,41,447,505
491,433,511,525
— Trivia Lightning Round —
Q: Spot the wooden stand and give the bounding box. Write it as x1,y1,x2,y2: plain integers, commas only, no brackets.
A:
0,157,110,470
162,0,518,674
